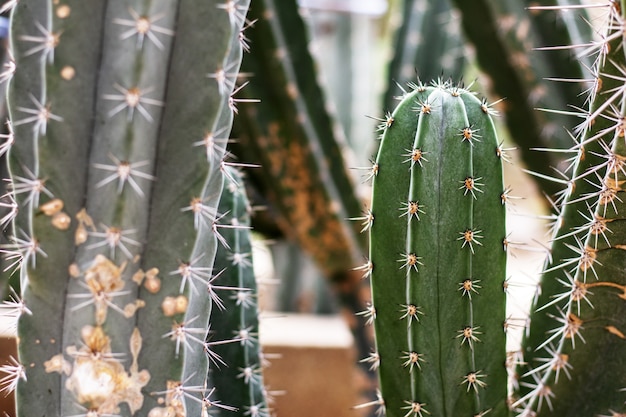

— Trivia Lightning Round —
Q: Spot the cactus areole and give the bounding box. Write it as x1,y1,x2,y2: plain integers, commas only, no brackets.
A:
367,81,508,417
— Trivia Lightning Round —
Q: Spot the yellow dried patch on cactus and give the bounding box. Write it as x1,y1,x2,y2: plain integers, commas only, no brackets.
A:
123,299,145,318
149,380,186,417
60,65,75,80
161,296,177,317
159,295,190,316
174,295,188,314
44,353,71,375
39,198,63,216
76,208,96,245
56,4,70,18
79,255,127,325
144,267,161,293
148,406,178,417
85,255,125,292
69,262,81,278
52,211,71,230
64,325,150,414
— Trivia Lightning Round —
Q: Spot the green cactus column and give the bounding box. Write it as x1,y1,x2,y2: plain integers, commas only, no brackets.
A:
0,1,251,416
368,81,508,417
518,2,626,416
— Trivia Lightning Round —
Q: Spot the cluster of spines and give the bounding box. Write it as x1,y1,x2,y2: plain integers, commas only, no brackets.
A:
208,166,270,417
361,79,508,417
0,1,256,417
515,1,626,416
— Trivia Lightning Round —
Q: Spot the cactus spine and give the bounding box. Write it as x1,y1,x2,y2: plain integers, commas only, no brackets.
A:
367,81,508,417
0,1,251,416
517,2,626,415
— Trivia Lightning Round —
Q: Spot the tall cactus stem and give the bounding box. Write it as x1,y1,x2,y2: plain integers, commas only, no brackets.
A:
368,80,508,417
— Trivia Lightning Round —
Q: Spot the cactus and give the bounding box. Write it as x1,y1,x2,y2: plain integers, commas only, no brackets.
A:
0,1,252,416
229,0,377,390
366,80,508,417
383,0,466,112
449,0,592,197
208,166,269,417
517,2,626,415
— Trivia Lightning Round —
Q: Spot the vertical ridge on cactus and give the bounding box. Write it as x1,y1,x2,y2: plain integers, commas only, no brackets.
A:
368,80,508,417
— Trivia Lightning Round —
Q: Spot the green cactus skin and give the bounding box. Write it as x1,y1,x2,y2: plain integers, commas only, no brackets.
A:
0,1,251,416
368,81,508,417
383,0,466,113
517,2,626,416
449,0,592,197
208,167,269,417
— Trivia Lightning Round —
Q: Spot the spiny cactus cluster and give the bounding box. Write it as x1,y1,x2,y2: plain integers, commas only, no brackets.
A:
0,1,272,416
362,80,508,417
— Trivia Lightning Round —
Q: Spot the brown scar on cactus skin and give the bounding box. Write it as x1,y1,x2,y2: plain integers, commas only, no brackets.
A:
259,122,355,275
605,325,626,339
583,280,626,300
